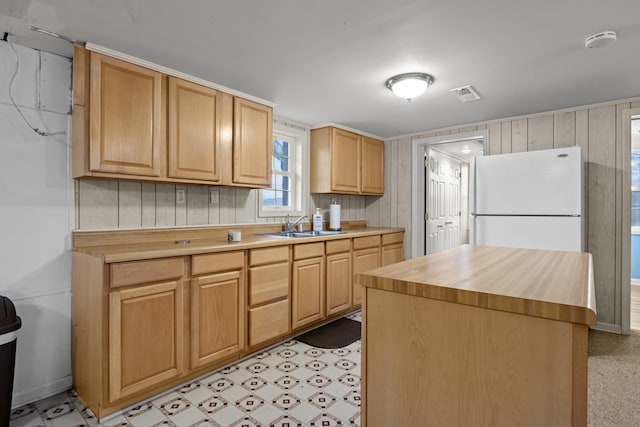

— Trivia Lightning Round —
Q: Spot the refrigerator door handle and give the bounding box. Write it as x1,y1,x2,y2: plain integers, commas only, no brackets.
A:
470,215,476,245
472,156,478,220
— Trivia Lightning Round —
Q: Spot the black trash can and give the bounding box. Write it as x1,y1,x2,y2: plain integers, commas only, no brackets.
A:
0,296,21,426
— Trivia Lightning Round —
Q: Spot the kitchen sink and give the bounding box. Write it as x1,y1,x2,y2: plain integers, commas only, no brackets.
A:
261,230,345,238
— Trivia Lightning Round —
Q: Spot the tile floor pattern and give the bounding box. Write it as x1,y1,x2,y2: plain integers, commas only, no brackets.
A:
10,312,362,427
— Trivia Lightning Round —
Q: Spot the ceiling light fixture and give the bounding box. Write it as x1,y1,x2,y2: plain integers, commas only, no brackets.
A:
385,72,434,102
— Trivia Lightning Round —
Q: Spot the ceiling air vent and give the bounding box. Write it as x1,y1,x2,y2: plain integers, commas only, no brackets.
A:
450,85,481,103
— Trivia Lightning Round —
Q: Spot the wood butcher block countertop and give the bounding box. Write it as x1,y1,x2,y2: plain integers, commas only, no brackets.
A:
357,245,596,326
73,225,403,263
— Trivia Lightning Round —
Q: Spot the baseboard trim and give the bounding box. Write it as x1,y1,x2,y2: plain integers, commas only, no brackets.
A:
11,375,73,408
592,322,622,334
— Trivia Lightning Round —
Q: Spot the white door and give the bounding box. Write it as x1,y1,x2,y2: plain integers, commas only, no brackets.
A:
426,148,462,254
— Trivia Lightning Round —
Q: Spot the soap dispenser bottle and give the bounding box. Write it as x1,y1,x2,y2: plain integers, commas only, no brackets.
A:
313,208,323,232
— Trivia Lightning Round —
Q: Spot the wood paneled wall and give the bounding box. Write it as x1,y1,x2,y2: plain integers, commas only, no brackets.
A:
75,180,366,229
367,96,640,331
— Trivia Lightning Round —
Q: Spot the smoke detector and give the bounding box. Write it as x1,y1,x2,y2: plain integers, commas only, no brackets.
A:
585,31,617,48
450,85,481,103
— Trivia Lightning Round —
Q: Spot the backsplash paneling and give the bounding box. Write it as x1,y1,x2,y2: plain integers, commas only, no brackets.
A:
75,180,367,229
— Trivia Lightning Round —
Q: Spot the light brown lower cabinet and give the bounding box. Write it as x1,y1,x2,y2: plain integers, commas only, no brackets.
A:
191,251,245,369
381,232,404,266
292,243,325,330
191,271,245,368
352,236,381,306
325,239,352,315
248,246,291,347
108,279,185,402
72,230,402,419
249,299,290,346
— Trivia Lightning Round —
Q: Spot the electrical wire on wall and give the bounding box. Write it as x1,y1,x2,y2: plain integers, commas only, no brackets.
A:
3,35,68,137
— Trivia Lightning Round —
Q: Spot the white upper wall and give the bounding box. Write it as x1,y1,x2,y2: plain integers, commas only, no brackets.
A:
0,41,73,406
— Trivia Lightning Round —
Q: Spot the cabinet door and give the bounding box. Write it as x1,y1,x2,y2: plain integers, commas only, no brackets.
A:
382,243,404,266
233,97,272,186
90,53,163,176
361,136,384,194
191,270,245,369
292,256,325,329
109,281,184,402
168,77,222,181
326,252,352,315
353,247,380,306
331,128,361,193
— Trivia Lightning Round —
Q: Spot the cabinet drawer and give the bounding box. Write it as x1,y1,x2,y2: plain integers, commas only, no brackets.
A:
110,257,184,288
192,251,244,275
326,239,351,255
293,242,324,260
353,235,381,250
382,232,403,246
382,243,404,266
250,246,289,266
249,263,290,306
249,299,290,346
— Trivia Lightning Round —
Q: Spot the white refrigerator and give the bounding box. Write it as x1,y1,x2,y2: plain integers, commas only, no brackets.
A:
471,146,584,251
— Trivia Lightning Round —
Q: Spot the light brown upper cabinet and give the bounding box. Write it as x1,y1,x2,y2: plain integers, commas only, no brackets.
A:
231,97,272,187
310,126,384,195
168,77,225,182
72,44,272,188
75,50,164,178
361,136,385,194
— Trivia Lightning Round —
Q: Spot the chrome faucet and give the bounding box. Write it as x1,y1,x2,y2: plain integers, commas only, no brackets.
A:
284,214,307,232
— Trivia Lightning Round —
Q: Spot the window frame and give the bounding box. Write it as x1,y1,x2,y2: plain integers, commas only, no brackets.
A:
267,138,294,211
258,119,309,217
632,149,640,234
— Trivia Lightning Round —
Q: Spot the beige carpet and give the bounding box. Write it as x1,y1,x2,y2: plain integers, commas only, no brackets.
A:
588,329,640,426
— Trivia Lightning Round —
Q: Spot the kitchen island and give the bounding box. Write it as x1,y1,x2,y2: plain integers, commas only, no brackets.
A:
356,245,596,427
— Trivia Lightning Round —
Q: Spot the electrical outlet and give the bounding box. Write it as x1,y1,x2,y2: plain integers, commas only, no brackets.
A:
209,188,219,204
176,187,186,205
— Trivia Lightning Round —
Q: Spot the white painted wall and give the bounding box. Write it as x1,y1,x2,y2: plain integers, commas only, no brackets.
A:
0,42,72,407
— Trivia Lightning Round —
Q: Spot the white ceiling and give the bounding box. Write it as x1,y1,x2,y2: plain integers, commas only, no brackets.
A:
2,0,640,138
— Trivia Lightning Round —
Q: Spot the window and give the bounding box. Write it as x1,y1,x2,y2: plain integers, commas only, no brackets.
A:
264,138,292,209
259,120,308,217
632,150,640,231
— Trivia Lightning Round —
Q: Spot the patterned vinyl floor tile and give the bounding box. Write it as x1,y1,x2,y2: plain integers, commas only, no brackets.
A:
10,312,362,427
